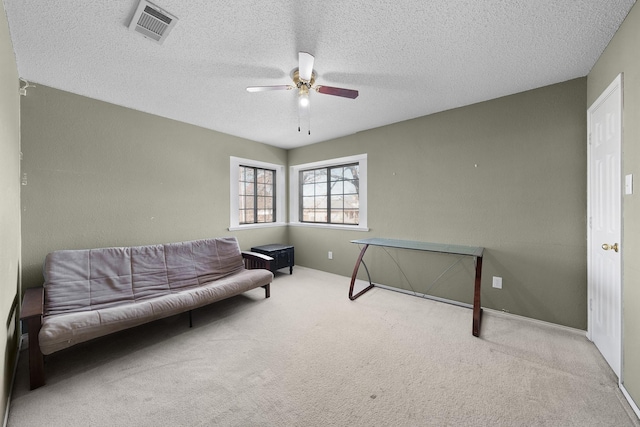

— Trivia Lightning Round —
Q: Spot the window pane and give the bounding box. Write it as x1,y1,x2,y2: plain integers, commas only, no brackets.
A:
258,207,272,223
344,165,358,180
302,197,316,209
302,183,315,196
302,209,315,222
330,167,343,182
298,162,360,225
344,210,359,224
314,169,327,183
316,196,328,209
344,194,359,208
237,165,277,225
343,180,357,194
315,210,328,222
301,170,314,184
331,181,344,194
331,196,344,209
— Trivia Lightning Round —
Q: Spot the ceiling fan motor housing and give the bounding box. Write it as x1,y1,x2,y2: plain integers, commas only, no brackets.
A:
293,69,315,96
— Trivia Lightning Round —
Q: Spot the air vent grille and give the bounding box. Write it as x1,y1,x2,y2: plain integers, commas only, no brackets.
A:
129,1,177,44
142,6,172,24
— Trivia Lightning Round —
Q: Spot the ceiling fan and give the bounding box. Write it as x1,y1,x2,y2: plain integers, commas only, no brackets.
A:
246,52,359,134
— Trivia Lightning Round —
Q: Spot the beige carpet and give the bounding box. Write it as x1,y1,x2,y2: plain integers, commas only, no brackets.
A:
8,267,640,426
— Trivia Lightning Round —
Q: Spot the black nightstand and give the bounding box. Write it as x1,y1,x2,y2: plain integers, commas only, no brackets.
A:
250,244,294,275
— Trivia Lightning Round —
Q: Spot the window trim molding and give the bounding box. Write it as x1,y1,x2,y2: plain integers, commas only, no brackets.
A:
229,156,286,231
290,154,368,231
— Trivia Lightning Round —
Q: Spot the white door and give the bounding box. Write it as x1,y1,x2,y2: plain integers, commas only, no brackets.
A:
587,74,622,378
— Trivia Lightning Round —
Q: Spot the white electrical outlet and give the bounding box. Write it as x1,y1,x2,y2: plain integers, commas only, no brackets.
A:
492,276,503,289
328,251,333,260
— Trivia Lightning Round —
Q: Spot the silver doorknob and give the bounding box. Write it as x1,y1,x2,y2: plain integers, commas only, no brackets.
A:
602,243,619,252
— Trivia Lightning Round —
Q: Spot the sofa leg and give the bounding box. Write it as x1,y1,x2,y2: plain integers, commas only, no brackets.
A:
262,283,270,298
188,310,193,328
26,317,45,390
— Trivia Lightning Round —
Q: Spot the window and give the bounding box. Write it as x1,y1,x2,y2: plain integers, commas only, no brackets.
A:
239,166,275,224
229,157,285,230
300,163,359,225
290,154,368,231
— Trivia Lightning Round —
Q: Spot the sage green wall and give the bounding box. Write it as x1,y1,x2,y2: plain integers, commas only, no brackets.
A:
587,1,640,410
20,84,288,291
289,78,587,330
0,2,21,422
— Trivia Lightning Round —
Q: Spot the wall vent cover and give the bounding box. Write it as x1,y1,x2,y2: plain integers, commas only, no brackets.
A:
129,0,178,44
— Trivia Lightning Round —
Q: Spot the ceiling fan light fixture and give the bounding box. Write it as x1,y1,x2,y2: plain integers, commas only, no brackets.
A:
299,91,310,108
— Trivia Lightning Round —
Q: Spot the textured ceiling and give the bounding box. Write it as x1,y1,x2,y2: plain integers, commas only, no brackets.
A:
3,0,636,149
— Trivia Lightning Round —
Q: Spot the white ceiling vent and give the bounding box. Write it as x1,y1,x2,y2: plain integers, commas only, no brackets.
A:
129,0,177,44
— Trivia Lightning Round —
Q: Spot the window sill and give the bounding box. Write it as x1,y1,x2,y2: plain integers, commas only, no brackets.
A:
228,222,287,231
288,222,369,232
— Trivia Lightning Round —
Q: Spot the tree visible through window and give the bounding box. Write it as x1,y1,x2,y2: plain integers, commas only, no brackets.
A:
300,163,359,225
239,166,275,224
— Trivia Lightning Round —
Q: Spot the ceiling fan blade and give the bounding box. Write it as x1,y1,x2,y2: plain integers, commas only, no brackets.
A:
246,85,293,93
299,52,314,82
316,85,359,99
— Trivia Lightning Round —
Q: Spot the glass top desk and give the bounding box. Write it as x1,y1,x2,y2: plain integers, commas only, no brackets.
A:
349,238,484,337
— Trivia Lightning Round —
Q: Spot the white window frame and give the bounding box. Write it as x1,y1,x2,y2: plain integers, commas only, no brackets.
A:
290,154,368,231
229,156,286,231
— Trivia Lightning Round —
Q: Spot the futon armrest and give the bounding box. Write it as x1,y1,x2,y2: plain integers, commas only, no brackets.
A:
20,287,44,320
242,251,273,271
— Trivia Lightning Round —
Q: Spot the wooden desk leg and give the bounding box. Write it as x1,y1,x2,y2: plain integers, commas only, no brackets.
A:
349,244,375,300
472,256,483,337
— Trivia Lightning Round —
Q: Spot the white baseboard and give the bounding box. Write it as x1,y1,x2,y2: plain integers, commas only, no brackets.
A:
621,384,640,421
370,282,587,336
482,307,587,337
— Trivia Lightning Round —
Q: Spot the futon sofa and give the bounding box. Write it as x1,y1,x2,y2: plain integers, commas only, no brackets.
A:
20,237,273,390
